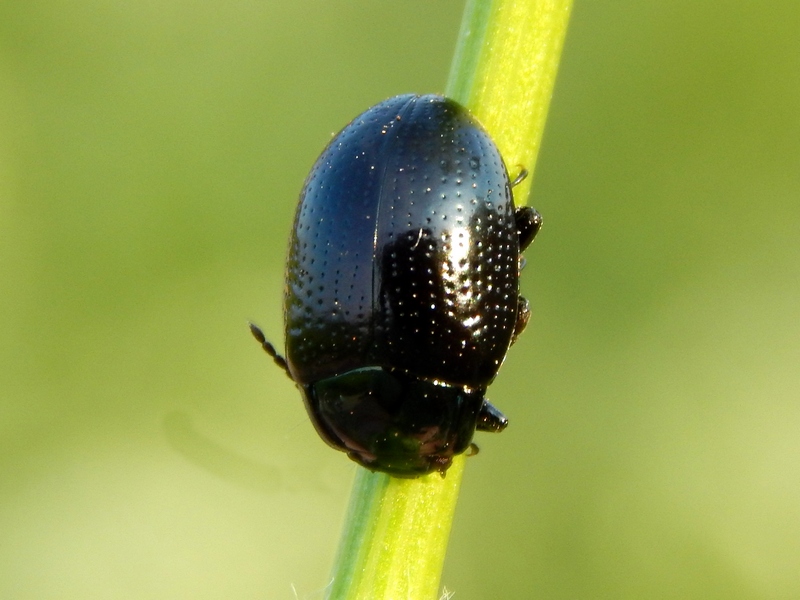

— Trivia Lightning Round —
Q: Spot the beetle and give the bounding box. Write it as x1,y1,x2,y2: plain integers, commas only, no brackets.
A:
251,94,541,477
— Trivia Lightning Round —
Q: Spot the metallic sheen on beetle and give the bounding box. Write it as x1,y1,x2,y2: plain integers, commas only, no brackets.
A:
251,94,541,477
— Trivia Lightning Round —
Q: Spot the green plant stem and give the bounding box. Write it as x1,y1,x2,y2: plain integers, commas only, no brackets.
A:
326,2,572,599
448,0,573,205
325,456,466,599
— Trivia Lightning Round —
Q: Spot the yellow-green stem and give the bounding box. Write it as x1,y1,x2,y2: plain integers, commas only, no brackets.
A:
326,2,571,599
448,0,573,204
325,456,466,599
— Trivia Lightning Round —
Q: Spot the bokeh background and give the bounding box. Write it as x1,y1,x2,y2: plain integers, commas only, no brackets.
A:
2,1,799,598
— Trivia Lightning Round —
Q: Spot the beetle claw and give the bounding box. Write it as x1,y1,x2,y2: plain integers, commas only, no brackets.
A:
510,166,529,188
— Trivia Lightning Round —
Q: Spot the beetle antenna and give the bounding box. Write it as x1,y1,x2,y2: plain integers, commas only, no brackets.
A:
248,322,292,379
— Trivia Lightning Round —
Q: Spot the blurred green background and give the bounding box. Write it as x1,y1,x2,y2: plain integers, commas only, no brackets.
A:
2,1,799,598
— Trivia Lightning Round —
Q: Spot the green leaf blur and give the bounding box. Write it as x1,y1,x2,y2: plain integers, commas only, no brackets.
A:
1,1,798,599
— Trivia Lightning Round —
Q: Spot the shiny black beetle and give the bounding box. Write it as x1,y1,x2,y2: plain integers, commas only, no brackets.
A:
251,94,541,477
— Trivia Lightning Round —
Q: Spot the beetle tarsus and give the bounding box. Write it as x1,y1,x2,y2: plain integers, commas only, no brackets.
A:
511,296,530,344
515,206,542,252
476,400,509,433
248,322,292,379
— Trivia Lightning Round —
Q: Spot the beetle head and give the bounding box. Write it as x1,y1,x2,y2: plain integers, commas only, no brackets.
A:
303,367,485,476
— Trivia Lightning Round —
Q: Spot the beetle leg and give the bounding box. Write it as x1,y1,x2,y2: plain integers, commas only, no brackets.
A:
511,296,530,345
510,166,529,188
476,400,509,433
515,206,542,252
248,322,292,380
